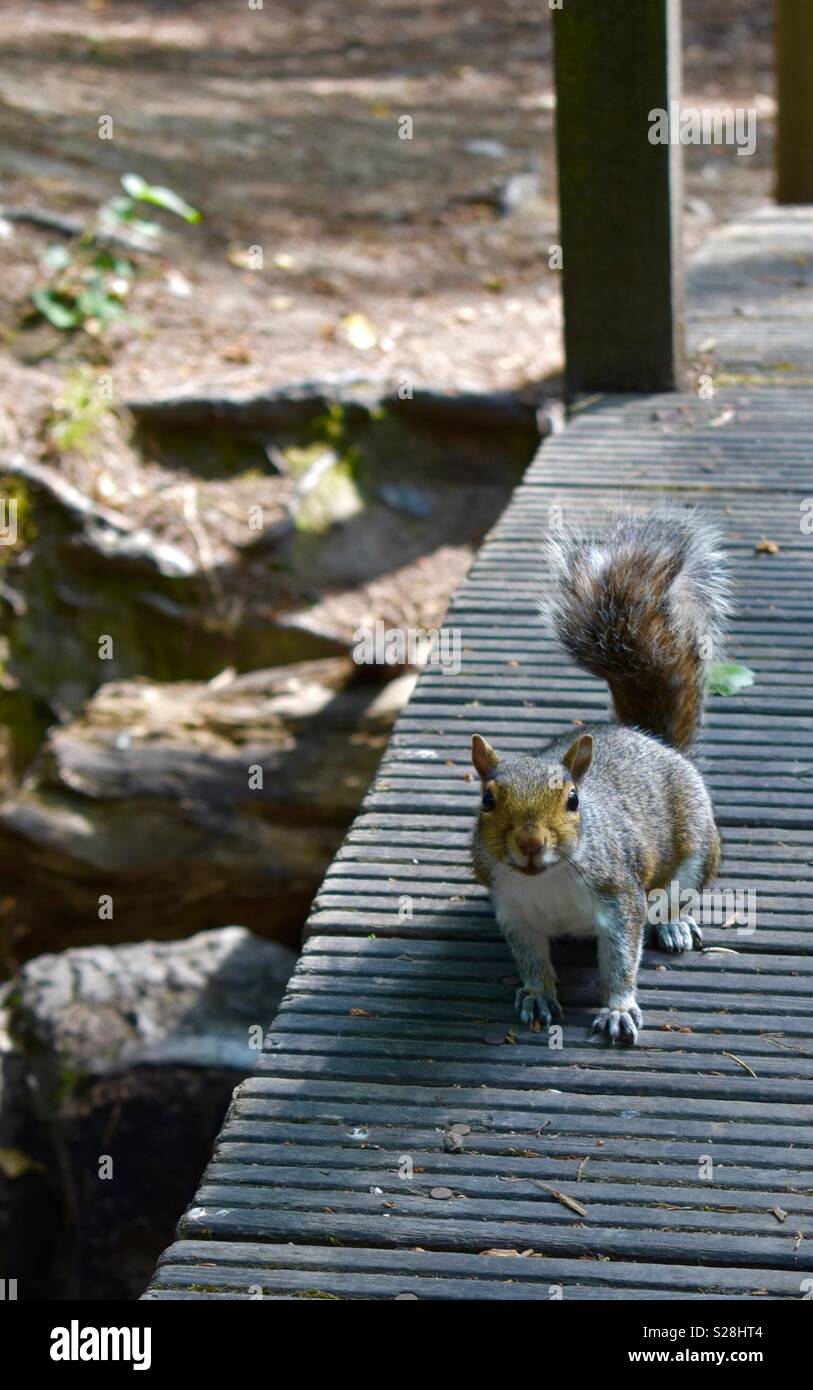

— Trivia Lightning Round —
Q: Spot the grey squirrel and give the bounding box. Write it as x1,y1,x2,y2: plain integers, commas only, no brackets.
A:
471,505,731,1045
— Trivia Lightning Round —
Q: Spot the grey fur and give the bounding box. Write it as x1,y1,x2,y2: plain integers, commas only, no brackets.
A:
472,507,729,1047
540,503,732,748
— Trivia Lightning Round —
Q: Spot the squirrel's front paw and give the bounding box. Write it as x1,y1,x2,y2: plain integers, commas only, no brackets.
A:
653,916,703,954
592,1001,642,1045
515,985,562,1031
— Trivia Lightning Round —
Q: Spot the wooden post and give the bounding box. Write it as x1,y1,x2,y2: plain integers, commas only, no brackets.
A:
775,0,813,203
552,0,683,395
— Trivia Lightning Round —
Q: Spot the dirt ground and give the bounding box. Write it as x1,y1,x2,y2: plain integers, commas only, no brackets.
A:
0,0,775,414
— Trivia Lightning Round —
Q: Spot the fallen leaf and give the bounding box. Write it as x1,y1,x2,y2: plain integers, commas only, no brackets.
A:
227,246,255,270
340,312,378,351
0,1147,44,1179
165,269,193,298
755,537,780,554
708,662,755,696
221,343,252,363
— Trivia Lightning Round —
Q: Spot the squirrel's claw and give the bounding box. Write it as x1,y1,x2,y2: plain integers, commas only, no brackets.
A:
685,914,703,950
514,985,562,1031
652,917,703,954
592,1002,642,1045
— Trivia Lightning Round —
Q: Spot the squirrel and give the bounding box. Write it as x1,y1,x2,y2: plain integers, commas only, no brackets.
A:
470,505,731,1045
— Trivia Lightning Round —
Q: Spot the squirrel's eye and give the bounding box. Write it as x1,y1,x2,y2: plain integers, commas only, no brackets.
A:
566,787,579,812
482,788,496,812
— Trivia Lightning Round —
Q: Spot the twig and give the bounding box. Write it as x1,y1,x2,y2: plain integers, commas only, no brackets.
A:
533,1180,588,1216
722,1051,757,1078
0,206,159,255
180,483,225,606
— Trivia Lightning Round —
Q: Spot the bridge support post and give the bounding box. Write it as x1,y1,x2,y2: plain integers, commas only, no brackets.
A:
552,0,683,395
775,0,813,204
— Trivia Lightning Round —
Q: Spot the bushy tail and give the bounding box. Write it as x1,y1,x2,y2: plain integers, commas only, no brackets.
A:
542,505,731,751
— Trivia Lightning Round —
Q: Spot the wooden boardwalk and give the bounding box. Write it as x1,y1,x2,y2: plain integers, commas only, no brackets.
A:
145,210,813,1300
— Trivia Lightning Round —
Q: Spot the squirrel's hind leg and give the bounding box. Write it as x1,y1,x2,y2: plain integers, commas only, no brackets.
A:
593,890,646,1045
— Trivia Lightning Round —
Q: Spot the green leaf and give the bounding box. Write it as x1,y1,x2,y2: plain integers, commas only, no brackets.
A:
103,194,139,224
708,662,755,696
30,289,78,330
92,249,135,277
121,173,201,222
75,286,124,323
129,215,161,238
120,173,148,200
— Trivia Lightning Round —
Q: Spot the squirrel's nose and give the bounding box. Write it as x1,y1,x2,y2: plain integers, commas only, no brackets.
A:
516,831,543,858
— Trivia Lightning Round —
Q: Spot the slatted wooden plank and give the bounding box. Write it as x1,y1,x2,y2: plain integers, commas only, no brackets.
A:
150,1240,805,1300
145,208,813,1299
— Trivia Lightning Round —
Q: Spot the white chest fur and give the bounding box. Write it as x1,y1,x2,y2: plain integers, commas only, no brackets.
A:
490,858,600,942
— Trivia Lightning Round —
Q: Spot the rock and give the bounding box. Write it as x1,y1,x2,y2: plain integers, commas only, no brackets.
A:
0,659,401,959
0,1041,29,1273
0,382,540,739
5,926,296,1082
0,927,295,1299
0,453,346,722
497,172,542,216
463,139,508,159
377,483,433,518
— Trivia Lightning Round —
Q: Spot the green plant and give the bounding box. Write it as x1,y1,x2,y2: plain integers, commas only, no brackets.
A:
29,173,200,336
0,474,36,560
44,367,113,455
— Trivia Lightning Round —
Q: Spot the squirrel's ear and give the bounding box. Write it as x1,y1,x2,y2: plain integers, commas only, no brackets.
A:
472,734,499,781
563,731,593,782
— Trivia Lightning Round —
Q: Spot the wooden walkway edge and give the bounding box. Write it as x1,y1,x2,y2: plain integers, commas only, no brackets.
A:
145,209,813,1301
